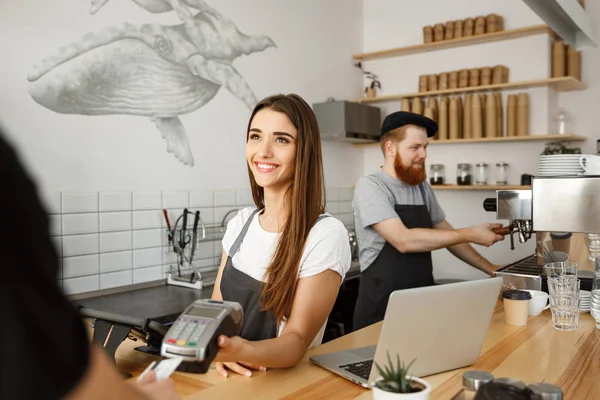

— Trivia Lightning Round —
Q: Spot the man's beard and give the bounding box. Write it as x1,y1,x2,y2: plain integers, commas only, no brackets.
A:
394,152,427,186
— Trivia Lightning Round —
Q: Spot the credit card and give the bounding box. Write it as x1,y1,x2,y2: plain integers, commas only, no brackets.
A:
137,356,184,382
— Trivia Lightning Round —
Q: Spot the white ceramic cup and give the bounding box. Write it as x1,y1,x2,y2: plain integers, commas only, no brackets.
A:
579,154,600,175
524,290,551,316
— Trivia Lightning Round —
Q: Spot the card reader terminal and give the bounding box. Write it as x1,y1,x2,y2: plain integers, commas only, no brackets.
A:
161,299,243,373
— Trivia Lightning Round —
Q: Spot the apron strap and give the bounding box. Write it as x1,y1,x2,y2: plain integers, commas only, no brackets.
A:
228,208,261,257
315,214,330,223
229,211,330,257
418,183,429,213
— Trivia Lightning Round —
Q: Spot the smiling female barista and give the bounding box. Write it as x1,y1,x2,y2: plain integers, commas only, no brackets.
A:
352,111,505,331
211,94,352,378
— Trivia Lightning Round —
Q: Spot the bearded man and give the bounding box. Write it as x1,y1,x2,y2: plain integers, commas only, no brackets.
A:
352,111,505,330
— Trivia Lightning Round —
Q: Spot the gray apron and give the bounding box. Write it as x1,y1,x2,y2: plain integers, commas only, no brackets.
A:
353,182,434,331
220,209,330,341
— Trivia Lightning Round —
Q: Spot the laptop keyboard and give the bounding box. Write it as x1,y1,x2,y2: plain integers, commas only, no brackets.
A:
339,359,373,380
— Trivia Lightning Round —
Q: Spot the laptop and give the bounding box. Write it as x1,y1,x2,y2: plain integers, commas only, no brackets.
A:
310,277,503,388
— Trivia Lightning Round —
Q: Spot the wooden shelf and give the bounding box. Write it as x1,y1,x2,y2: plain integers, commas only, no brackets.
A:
352,25,552,61
353,134,587,147
430,134,587,144
357,77,586,103
432,185,531,191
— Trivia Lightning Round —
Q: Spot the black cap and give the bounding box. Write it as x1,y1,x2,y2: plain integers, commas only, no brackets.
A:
380,111,438,139
501,290,532,301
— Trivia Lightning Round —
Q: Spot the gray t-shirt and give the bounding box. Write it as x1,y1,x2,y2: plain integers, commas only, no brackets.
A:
352,169,446,272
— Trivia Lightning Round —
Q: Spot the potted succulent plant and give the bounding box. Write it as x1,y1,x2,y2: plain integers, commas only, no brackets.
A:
372,353,431,400
541,141,582,155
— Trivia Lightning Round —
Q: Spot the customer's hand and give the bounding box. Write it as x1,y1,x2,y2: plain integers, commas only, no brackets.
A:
215,335,266,378
132,370,181,400
470,223,504,247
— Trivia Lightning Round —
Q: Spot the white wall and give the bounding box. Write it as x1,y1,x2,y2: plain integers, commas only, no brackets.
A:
361,0,599,280
559,1,600,155
363,0,542,51
0,0,365,194
2,0,598,289
0,0,365,294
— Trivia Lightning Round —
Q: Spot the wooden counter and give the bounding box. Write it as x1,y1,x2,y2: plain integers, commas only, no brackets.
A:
114,302,600,399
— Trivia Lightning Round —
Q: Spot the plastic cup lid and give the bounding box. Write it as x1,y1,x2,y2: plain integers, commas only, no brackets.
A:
501,290,532,300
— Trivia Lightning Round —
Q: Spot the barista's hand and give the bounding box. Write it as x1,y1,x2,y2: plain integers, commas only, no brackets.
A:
470,223,505,247
214,335,266,378
485,264,505,276
133,370,182,400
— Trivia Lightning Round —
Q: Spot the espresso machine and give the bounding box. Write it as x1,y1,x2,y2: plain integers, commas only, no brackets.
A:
483,175,600,292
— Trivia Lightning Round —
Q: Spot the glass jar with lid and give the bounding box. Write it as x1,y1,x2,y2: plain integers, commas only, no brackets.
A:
553,107,573,135
457,163,472,185
475,162,489,185
496,162,509,185
429,164,445,185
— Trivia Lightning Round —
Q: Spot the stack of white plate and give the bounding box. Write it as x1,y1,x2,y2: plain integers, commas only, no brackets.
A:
538,154,585,176
580,290,591,313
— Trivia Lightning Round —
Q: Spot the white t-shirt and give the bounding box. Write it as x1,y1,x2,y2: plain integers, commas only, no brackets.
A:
221,207,352,346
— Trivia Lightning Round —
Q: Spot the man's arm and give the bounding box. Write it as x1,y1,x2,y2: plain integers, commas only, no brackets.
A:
0,129,180,400
372,217,503,254
65,346,179,400
433,219,502,276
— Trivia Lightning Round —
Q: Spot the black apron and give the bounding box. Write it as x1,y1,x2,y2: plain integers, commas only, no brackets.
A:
220,209,330,341
353,182,434,331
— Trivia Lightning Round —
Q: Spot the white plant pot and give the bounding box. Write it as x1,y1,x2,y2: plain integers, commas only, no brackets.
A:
372,377,431,400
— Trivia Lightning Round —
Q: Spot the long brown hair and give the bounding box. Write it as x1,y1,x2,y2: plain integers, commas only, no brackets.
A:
246,94,325,323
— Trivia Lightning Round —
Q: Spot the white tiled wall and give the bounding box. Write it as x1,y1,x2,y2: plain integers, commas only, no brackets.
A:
100,212,132,232
327,187,355,227
99,192,131,212
45,187,354,295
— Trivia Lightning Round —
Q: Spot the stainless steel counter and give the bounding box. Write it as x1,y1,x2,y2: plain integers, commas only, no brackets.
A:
76,282,215,324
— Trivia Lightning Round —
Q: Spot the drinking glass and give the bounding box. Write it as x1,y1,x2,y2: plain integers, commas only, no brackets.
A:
547,277,580,331
585,233,600,261
544,261,578,280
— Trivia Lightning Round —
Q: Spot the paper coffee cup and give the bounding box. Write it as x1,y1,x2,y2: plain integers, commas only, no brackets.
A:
502,290,531,326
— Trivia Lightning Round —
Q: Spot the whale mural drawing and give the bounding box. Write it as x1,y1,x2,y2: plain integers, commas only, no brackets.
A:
27,0,276,166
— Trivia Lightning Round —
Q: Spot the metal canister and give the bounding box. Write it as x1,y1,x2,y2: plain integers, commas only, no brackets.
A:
527,383,564,400
463,370,494,391
449,371,495,399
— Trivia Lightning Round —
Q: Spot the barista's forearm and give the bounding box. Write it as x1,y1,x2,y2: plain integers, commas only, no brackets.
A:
375,218,476,253
446,242,495,275
434,220,495,275
390,227,475,253
236,332,306,368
